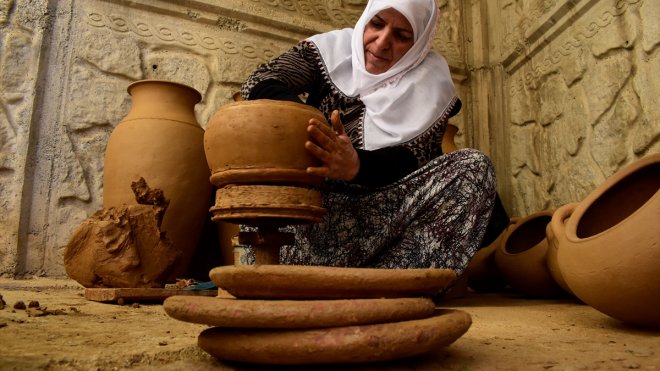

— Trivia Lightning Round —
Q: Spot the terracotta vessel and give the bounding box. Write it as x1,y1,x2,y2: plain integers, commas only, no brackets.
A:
558,153,660,328
441,123,459,154
466,218,518,292
103,80,212,281
204,99,328,225
495,210,565,298
546,203,578,296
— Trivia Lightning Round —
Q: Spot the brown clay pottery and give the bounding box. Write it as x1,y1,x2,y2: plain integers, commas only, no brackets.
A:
546,203,578,296
103,80,212,281
210,265,457,299
441,123,459,153
197,309,472,364
164,296,435,329
558,153,660,328
64,204,181,288
204,99,328,225
495,210,565,298
466,218,519,292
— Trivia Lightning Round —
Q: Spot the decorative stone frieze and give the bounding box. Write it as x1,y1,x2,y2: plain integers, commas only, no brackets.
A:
498,0,659,216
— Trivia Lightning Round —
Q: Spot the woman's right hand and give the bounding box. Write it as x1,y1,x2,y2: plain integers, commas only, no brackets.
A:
305,110,360,181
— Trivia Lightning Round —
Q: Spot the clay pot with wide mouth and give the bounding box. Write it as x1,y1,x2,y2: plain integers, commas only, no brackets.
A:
495,210,566,298
204,99,328,226
557,153,660,328
465,218,519,293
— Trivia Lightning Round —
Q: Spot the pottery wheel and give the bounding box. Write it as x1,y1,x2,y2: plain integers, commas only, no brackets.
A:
210,184,326,225
164,296,435,329
197,309,472,365
210,265,457,299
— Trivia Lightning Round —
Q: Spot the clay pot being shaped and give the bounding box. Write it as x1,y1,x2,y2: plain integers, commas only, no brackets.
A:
103,80,212,281
558,153,660,328
466,218,519,292
546,203,578,296
495,210,565,298
204,99,328,225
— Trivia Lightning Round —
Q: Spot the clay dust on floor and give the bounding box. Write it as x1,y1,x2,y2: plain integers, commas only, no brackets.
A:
0,277,658,371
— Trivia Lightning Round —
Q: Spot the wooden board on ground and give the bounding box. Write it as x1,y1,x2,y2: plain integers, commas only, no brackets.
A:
84,287,218,304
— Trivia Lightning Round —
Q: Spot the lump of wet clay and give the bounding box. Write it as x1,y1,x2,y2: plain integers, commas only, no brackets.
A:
64,178,181,288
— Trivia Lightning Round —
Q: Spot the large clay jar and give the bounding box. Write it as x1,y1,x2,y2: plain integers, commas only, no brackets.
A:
546,203,578,296
204,99,327,225
103,80,212,281
495,210,565,298
466,218,518,292
558,153,660,328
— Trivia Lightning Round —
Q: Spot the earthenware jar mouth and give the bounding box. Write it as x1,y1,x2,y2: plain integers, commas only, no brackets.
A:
503,214,552,255
127,79,202,103
124,80,202,124
570,157,660,241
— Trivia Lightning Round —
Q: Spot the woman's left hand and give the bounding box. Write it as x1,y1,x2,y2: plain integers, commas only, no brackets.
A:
305,110,360,181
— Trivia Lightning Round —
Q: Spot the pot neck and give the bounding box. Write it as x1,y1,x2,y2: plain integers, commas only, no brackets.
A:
124,80,202,125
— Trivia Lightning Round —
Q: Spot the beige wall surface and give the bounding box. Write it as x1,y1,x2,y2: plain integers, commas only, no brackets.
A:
491,0,659,214
0,0,657,278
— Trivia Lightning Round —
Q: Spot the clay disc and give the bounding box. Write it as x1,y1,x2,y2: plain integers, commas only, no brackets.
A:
197,309,472,364
210,265,456,299
164,296,435,329
210,185,326,224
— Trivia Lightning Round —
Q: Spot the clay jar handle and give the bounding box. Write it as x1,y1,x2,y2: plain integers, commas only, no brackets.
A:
547,202,579,295
549,203,579,248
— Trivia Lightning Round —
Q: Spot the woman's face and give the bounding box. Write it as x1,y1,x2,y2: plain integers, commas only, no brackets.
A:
363,8,415,74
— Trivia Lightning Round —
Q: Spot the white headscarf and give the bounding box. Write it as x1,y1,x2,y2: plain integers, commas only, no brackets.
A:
308,0,456,150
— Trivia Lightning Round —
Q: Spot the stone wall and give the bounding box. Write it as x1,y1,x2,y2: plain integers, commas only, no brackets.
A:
488,0,659,215
0,0,657,278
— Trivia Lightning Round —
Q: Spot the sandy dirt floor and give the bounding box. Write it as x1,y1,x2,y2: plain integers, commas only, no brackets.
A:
0,277,659,371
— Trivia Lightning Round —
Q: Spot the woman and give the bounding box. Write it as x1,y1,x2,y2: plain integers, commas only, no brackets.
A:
239,0,496,275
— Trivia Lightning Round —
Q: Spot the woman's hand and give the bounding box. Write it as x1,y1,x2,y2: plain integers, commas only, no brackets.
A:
305,110,360,181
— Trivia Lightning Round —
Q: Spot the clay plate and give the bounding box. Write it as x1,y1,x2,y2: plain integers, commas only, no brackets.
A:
198,309,472,364
209,265,456,299
164,296,435,328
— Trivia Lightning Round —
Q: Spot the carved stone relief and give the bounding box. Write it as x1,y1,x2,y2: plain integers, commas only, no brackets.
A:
0,0,49,276
501,0,659,216
0,0,14,27
434,0,464,69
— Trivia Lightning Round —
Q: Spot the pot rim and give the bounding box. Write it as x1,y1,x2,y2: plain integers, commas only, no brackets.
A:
127,79,202,103
213,98,325,114
498,210,553,256
565,153,660,243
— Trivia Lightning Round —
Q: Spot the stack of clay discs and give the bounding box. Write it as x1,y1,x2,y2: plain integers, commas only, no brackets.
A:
164,265,472,365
